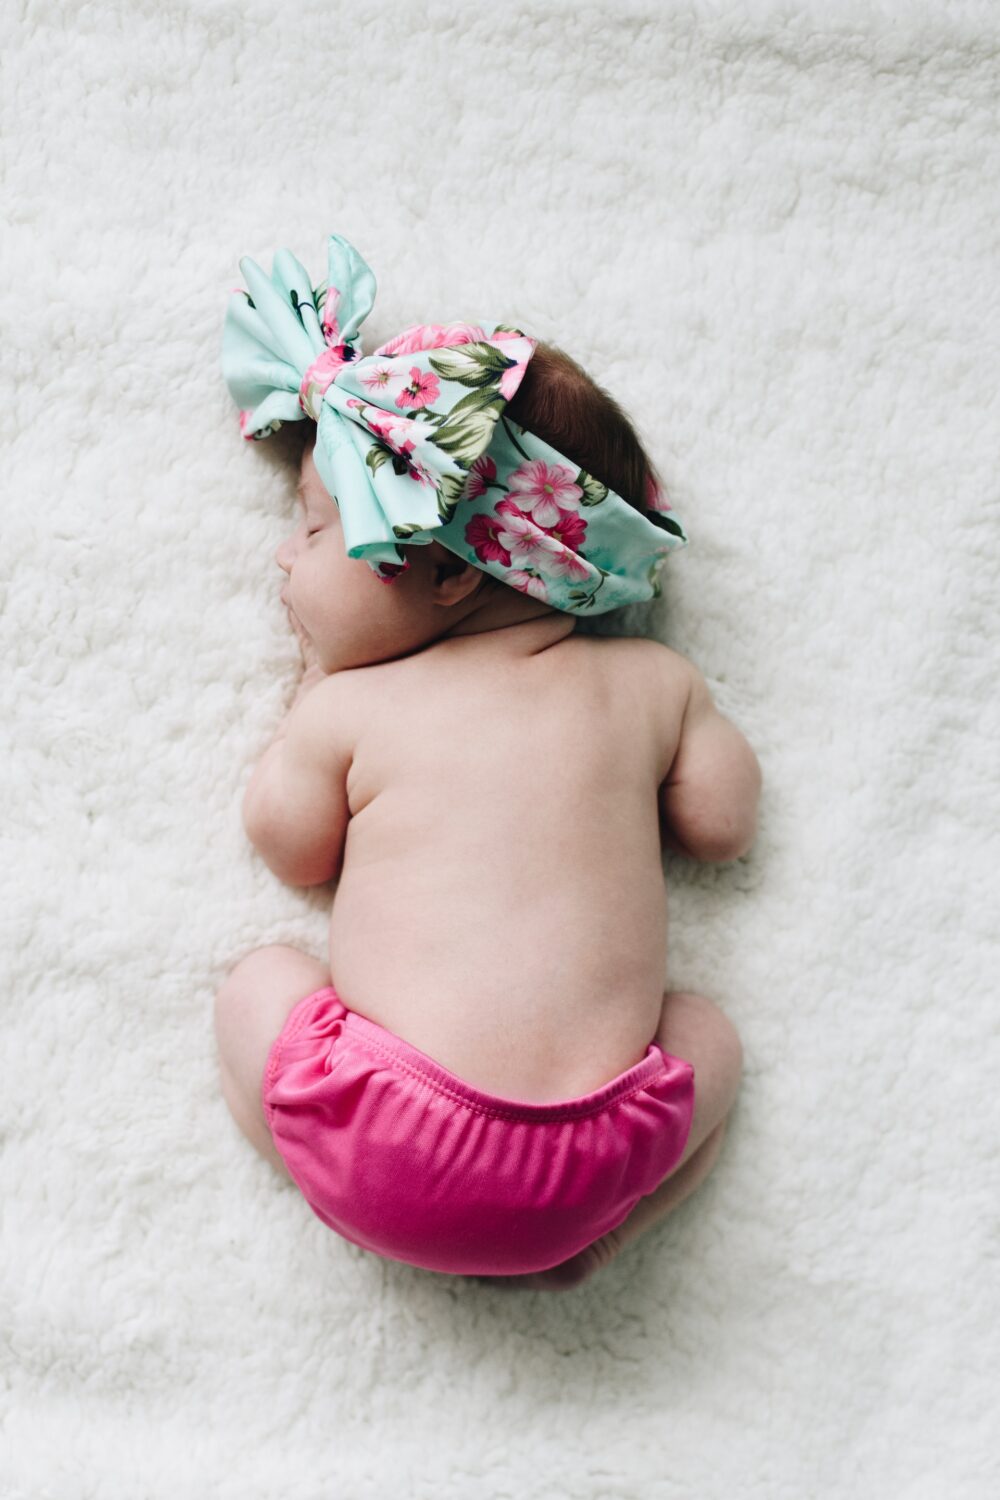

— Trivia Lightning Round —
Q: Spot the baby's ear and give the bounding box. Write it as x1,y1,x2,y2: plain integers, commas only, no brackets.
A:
424,543,483,606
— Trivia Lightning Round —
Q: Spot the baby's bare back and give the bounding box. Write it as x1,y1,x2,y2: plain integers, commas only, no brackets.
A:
327,629,687,1101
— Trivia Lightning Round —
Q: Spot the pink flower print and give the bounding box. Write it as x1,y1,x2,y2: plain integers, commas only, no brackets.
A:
374,559,410,583
364,412,391,442
367,411,421,453
506,460,582,528
541,507,588,554
366,413,437,487
497,338,537,401
506,569,551,603
321,286,342,345
433,322,491,348
499,359,528,401
383,432,421,476
464,453,498,501
537,542,591,583
441,322,490,345
238,407,279,441
405,454,437,487
360,362,403,394
396,366,441,411
492,498,567,570
364,409,403,443
372,322,489,357
465,510,512,567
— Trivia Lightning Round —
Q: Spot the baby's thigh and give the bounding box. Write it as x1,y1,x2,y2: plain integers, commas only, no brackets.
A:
655,990,743,1168
213,944,331,1174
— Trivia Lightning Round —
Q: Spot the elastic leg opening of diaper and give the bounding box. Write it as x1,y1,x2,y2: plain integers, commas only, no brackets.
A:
262,987,335,1105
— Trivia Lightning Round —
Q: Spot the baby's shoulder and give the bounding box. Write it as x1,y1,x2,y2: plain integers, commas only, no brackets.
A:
583,633,694,694
584,636,694,766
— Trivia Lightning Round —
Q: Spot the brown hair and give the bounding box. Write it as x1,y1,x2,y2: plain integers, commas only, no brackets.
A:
503,339,667,513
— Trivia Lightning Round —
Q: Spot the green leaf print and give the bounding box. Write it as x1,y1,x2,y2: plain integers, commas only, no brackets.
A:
433,397,505,466
446,387,503,421
576,470,610,507
567,567,609,609
391,522,424,538
364,435,418,480
435,471,471,523
428,343,516,388
647,511,685,538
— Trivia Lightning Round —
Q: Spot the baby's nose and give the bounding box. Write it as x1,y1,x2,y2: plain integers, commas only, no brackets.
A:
275,536,294,573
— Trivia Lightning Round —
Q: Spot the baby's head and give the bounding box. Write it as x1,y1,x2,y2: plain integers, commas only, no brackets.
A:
276,341,666,673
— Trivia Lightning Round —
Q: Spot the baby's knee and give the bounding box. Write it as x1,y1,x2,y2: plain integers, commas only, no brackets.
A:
710,1002,743,1096
216,943,323,1009
214,945,277,1037
213,944,329,1064
218,942,310,992
657,990,743,1138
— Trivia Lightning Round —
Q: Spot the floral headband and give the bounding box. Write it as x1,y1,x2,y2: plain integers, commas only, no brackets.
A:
220,231,687,614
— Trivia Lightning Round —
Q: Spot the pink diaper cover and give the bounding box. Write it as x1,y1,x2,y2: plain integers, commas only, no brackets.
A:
262,984,696,1277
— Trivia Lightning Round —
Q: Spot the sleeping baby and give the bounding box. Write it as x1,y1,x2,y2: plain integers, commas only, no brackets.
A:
213,232,761,1290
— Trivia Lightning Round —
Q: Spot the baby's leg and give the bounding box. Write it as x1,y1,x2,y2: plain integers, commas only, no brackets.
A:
213,943,332,1179
483,991,743,1291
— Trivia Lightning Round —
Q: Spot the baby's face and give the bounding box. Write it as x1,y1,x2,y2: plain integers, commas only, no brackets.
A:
275,442,457,673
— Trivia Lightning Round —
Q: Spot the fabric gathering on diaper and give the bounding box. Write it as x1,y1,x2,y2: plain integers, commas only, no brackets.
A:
262,985,696,1277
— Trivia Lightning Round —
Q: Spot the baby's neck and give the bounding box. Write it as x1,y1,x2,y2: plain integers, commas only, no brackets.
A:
437,596,577,654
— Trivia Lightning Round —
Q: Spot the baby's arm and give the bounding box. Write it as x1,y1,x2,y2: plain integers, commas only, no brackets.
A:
658,654,762,863
242,671,353,888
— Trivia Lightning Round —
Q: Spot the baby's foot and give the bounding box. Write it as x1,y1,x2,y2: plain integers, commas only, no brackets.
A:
476,1227,623,1293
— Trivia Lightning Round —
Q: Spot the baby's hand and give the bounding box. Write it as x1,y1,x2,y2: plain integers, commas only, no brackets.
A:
286,601,325,683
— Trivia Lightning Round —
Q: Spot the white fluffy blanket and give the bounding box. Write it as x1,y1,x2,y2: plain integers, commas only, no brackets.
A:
4,1,998,1495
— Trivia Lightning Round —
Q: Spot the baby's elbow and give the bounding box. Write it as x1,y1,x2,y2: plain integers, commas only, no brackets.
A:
684,788,761,865
717,748,762,861
242,794,276,867
716,747,761,864
251,838,340,889
241,786,290,876
275,864,338,890
724,821,758,863
693,821,757,864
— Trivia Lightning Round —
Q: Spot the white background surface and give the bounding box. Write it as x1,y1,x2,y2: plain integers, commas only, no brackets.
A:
3,1,998,1495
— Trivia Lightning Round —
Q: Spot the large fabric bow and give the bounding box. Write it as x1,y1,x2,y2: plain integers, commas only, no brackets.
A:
221,232,687,613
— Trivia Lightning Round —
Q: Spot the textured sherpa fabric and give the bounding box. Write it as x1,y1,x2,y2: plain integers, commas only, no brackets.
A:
2,1,998,1497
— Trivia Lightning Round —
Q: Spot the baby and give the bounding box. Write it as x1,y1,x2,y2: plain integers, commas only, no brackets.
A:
214,240,761,1290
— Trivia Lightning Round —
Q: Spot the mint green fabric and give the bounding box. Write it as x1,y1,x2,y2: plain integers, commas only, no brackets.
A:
221,231,687,614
